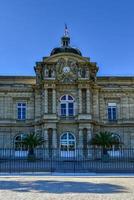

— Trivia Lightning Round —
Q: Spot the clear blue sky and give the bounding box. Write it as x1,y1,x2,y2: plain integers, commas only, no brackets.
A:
0,0,134,76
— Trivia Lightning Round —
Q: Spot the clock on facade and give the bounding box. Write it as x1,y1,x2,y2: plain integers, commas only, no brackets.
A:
63,66,70,73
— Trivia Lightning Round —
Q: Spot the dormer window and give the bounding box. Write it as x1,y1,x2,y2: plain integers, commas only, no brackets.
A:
48,69,53,78
45,68,54,78
81,68,86,78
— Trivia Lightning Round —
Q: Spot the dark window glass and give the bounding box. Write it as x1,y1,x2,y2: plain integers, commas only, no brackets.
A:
61,95,66,100
108,106,117,121
61,104,66,116
68,103,73,116
17,103,26,120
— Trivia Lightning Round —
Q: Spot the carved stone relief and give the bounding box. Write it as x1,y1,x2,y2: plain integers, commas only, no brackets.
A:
56,58,78,83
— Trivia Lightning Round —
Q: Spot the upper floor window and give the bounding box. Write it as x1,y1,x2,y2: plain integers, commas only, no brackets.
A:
17,103,26,120
60,95,74,117
108,103,117,121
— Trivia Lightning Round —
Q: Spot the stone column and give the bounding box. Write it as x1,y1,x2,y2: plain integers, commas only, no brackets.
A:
52,89,56,114
78,128,83,157
35,90,41,118
52,128,57,157
78,88,82,114
87,128,92,144
87,128,93,158
52,128,57,148
122,96,129,120
44,89,48,114
93,90,99,120
78,128,83,148
44,129,48,148
86,88,91,114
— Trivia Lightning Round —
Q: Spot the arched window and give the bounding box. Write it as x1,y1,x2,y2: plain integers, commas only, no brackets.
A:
14,133,28,151
60,132,76,152
60,95,74,117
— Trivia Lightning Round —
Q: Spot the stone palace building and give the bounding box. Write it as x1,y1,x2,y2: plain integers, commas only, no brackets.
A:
0,28,134,157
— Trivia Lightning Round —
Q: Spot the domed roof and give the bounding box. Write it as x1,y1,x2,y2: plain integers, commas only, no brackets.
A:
50,46,82,56
50,26,82,56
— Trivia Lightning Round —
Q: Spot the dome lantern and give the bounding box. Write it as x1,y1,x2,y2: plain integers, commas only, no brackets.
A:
50,25,82,56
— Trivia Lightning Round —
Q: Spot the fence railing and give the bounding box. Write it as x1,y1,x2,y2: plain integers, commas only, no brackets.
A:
0,148,134,173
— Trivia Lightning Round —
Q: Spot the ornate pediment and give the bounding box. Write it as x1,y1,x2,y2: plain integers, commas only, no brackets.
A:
35,57,98,84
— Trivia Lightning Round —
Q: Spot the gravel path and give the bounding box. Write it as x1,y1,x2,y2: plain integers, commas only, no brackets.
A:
0,176,134,200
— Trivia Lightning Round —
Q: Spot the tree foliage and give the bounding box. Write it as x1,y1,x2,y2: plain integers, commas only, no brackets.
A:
21,132,45,159
90,131,120,148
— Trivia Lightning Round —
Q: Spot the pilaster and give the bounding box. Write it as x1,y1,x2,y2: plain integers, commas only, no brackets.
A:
52,89,56,114
44,89,48,114
52,128,57,148
78,89,82,114
86,88,91,114
44,128,48,148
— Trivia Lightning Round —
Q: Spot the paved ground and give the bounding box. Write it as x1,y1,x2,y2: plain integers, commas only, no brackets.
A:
0,176,134,200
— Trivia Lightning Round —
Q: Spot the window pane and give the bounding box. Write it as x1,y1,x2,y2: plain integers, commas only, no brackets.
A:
61,96,66,100
18,107,22,119
68,103,74,116
68,95,73,100
69,133,74,140
108,106,117,121
61,104,66,116
113,107,117,120
61,134,67,139
108,107,112,120
69,103,73,108
17,106,26,120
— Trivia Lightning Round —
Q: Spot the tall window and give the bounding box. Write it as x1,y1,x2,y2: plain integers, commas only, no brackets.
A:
17,103,26,120
60,95,74,117
108,103,117,121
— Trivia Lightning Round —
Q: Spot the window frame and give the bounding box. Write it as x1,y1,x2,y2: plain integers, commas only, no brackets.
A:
60,95,75,117
107,103,117,122
17,102,27,120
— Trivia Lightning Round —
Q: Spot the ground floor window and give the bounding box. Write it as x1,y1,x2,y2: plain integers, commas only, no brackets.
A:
14,133,28,151
60,132,76,157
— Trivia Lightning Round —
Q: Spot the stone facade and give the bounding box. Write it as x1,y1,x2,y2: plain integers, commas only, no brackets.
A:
0,33,134,155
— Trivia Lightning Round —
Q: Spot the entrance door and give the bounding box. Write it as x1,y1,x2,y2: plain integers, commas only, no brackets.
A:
60,132,76,158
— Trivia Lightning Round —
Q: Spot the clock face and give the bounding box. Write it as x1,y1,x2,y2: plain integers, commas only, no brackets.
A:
63,66,70,73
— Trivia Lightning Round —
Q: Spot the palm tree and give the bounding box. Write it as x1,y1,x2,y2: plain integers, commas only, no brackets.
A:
90,131,121,158
21,132,45,161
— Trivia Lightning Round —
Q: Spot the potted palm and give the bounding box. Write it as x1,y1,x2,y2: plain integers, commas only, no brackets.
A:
21,132,45,161
90,131,120,161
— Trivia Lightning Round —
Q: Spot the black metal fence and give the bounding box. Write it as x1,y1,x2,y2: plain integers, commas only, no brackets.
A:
0,148,134,173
